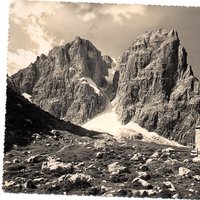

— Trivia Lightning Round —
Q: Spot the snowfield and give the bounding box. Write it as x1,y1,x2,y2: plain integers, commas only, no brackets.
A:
82,101,183,147
105,68,115,84
22,93,32,102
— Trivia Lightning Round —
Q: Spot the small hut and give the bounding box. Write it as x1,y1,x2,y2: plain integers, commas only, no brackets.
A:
195,125,200,152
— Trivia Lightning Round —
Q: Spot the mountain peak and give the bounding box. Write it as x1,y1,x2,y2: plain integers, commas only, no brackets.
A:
75,35,81,40
10,35,109,124
73,35,85,44
115,29,200,145
131,28,179,51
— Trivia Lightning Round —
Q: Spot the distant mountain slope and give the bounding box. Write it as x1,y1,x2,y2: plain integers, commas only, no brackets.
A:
5,80,101,152
114,29,200,144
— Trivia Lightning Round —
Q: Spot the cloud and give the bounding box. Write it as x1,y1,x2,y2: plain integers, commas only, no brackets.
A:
77,12,96,22
9,0,64,51
26,16,55,55
8,0,64,75
10,0,62,23
8,49,37,75
103,4,147,23
75,4,147,23
75,3,97,21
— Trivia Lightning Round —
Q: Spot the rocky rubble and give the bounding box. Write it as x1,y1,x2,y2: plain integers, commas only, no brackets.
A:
3,129,200,198
114,28,200,145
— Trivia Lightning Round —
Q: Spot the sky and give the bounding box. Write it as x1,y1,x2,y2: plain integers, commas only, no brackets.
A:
8,0,200,79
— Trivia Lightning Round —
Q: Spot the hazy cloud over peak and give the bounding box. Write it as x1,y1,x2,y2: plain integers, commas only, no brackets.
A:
103,4,147,23
8,0,64,74
76,4,147,23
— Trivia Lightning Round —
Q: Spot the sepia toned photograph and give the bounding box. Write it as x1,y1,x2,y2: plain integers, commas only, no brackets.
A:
2,0,200,198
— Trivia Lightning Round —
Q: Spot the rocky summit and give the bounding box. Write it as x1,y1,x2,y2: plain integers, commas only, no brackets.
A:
114,29,200,145
10,36,115,124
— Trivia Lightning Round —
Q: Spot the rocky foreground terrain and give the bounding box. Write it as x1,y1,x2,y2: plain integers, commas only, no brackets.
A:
3,86,200,198
3,126,200,198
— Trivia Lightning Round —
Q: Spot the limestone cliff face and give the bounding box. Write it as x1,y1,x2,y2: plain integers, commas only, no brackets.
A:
11,37,108,124
9,30,200,144
115,29,200,144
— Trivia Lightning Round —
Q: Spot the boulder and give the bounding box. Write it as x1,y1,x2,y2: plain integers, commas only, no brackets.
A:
26,154,41,163
157,188,173,198
183,159,189,163
137,171,151,180
193,175,200,181
68,173,92,183
163,181,176,192
159,152,170,160
96,152,104,159
130,153,144,161
162,147,174,153
178,167,191,176
164,158,178,165
24,180,37,189
33,177,46,184
4,181,15,187
146,158,154,164
192,155,200,163
50,129,59,135
101,185,111,194
150,152,160,158
132,178,153,189
41,156,73,174
107,162,128,175
12,159,19,163
66,173,93,188
138,165,149,172
32,133,42,140
4,161,12,165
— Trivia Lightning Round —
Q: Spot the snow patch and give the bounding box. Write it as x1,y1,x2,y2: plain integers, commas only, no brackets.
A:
80,77,100,95
22,93,32,102
82,102,183,147
105,68,114,84
111,57,117,63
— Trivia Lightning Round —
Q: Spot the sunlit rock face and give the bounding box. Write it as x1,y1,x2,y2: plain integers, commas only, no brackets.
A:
115,29,200,144
10,37,108,124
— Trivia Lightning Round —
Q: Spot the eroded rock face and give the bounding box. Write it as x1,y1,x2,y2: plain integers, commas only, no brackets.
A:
10,37,108,124
115,29,200,144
